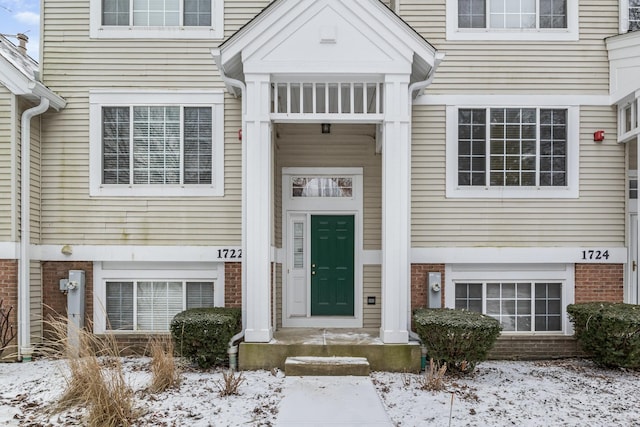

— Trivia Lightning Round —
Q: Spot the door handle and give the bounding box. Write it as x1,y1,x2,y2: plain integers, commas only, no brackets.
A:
634,260,637,272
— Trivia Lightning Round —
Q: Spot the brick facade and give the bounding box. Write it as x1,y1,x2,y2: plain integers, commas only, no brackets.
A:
225,262,242,308
574,263,624,303
489,336,583,360
0,259,18,355
41,262,94,334
410,262,624,359
411,264,445,312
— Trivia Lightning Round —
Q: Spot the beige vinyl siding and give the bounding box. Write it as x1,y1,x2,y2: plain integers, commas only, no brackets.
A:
363,264,381,328
411,105,625,247
0,88,13,241
39,1,250,245
400,0,616,94
28,101,42,245
224,0,271,37
30,261,42,344
274,123,381,250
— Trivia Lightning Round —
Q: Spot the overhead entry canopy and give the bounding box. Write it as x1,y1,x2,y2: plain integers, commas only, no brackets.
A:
212,0,443,344
213,0,441,99
606,31,640,143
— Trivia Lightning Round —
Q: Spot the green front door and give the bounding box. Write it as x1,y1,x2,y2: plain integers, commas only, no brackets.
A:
311,215,355,316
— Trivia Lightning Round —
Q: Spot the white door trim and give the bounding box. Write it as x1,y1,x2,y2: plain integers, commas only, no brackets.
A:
282,167,364,328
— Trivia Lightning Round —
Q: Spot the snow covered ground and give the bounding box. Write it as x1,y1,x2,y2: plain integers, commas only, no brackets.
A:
1,357,639,426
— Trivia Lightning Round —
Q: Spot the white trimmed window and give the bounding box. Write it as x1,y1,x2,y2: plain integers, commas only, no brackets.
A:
90,0,223,39
446,105,579,198
291,176,353,198
445,264,574,334
624,0,640,32
94,262,224,333
619,96,639,143
106,280,214,331
447,0,579,40
90,91,224,197
455,281,562,332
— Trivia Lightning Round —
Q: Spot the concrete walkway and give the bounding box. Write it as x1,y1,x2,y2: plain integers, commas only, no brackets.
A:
275,376,394,426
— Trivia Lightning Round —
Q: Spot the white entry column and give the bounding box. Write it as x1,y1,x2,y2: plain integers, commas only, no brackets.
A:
380,74,411,344
244,73,273,342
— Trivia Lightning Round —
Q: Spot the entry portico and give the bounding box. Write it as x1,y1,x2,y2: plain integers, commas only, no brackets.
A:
213,0,442,344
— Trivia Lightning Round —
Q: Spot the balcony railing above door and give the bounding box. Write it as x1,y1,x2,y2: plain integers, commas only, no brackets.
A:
271,79,384,122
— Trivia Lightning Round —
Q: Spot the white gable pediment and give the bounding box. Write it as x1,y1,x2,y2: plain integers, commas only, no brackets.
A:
607,31,640,104
245,1,407,74
218,0,437,79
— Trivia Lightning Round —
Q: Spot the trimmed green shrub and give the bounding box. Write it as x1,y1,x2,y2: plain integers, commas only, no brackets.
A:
567,302,640,368
170,308,242,369
414,308,502,373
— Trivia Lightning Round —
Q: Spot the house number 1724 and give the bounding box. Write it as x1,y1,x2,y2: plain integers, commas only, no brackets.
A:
581,250,610,261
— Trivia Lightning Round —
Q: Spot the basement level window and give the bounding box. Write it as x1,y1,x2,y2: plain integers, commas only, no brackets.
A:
106,280,214,331
455,282,563,332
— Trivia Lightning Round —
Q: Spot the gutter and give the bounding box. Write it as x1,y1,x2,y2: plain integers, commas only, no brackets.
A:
408,52,445,100
18,97,50,361
211,48,247,370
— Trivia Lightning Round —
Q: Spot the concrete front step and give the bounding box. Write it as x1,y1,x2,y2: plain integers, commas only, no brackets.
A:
239,342,421,372
285,356,370,376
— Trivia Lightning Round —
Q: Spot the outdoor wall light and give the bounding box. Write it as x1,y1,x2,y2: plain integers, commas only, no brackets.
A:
321,123,331,134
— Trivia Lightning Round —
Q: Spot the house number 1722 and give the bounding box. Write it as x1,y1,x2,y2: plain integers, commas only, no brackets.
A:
581,250,610,261
217,249,242,259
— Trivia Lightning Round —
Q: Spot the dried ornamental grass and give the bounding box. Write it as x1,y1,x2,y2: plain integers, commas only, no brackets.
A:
149,336,181,393
217,370,245,397
46,317,137,427
419,358,448,392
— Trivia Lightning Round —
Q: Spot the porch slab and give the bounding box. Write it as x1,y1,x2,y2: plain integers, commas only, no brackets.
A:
238,328,421,372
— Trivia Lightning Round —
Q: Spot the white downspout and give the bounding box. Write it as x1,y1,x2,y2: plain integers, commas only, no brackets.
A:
18,97,50,361
406,53,444,345
211,49,247,370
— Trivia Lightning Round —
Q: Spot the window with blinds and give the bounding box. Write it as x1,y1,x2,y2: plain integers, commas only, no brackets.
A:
102,106,213,186
106,280,214,331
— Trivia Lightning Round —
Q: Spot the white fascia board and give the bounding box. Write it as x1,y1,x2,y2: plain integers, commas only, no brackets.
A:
411,247,627,264
221,0,304,64
363,0,437,66
606,32,640,103
30,81,66,110
415,94,612,106
0,61,31,95
606,31,640,60
0,60,66,110
33,245,241,262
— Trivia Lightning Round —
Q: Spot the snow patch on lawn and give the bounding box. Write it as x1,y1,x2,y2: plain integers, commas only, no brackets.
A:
1,358,639,426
